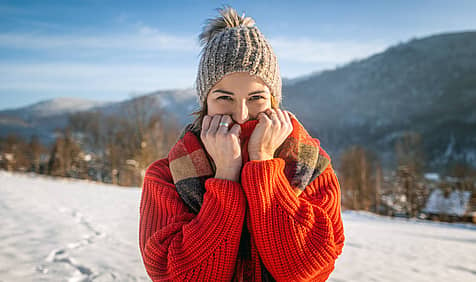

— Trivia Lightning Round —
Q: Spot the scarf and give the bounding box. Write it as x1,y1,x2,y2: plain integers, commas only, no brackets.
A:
167,115,330,281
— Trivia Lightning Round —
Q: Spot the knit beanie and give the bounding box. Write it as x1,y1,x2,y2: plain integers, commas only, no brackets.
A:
195,6,282,106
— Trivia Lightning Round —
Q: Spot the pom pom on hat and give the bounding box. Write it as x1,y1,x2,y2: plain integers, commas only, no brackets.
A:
199,6,256,47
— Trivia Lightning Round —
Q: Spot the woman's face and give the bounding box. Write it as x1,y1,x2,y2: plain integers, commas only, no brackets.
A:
206,72,272,124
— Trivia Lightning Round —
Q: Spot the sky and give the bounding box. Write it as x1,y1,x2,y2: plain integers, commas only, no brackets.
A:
1,0,475,110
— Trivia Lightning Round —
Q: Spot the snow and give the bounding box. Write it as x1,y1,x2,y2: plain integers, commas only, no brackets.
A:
443,134,456,159
0,171,147,281
424,172,440,182
28,98,109,117
1,171,475,282
423,189,471,216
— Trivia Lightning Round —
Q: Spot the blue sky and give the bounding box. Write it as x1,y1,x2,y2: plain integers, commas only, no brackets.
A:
1,0,475,110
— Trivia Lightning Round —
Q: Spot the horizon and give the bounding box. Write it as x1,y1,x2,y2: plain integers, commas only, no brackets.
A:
1,0,476,110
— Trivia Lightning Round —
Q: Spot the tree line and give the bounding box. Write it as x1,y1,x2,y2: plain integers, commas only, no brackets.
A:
1,101,475,221
338,131,476,221
0,96,180,187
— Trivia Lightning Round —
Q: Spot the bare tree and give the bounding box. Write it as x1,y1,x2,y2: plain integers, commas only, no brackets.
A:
395,132,427,217
48,128,82,177
339,145,377,210
375,162,383,214
63,95,181,186
120,95,180,186
27,135,45,173
0,134,30,171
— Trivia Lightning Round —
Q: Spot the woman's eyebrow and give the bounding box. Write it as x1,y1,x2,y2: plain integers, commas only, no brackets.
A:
212,89,234,95
212,89,267,95
248,90,266,95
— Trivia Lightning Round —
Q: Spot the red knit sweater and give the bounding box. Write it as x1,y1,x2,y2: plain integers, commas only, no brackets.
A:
139,128,345,281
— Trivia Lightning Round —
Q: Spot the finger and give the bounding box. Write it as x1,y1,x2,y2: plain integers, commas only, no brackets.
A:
258,111,272,125
284,111,291,124
209,115,222,135
200,115,211,140
275,108,286,125
228,123,241,136
287,111,297,120
267,109,280,125
202,115,211,132
284,111,293,134
218,115,231,134
222,114,232,127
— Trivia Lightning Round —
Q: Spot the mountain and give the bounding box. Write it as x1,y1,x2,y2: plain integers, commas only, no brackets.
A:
0,90,197,144
0,98,114,143
282,31,476,170
1,98,111,119
1,31,475,171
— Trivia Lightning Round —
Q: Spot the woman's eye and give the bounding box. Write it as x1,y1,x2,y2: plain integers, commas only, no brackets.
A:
217,96,233,101
249,95,265,101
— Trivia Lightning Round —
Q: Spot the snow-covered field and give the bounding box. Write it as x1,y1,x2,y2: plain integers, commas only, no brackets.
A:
1,171,475,282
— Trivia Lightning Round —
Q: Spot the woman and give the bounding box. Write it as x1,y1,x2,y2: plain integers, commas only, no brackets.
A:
139,6,344,281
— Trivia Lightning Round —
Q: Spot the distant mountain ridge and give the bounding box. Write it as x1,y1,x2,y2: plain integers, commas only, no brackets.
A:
0,90,197,144
282,31,476,170
1,97,111,119
1,31,475,171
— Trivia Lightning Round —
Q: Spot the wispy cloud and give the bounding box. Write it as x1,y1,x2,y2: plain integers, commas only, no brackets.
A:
0,63,196,93
0,23,393,97
0,26,199,52
0,22,389,65
270,36,389,64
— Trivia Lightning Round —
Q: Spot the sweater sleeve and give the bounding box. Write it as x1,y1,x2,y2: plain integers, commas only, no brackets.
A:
241,158,345,282
139,158,247,281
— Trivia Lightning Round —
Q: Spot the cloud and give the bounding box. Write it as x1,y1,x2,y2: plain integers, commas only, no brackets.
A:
0,23,389,65
270,36,389,64
0,27,199,52
0,23,393,95
0,63,195,93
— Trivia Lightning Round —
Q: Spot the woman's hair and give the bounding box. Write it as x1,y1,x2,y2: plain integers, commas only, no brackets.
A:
190,6,282,131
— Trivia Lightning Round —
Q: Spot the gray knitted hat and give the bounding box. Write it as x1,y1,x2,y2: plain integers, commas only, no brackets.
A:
195,6,282,106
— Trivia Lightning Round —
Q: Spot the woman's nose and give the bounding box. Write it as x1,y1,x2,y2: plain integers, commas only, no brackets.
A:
233,102,249,124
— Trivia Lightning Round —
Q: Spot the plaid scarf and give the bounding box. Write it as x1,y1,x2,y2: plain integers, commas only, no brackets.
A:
168,115,330,281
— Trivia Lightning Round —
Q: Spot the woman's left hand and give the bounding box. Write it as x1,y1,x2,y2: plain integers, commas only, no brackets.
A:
248,109,293,161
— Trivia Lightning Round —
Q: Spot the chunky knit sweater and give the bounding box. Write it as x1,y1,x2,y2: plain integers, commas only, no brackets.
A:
139,124,345,281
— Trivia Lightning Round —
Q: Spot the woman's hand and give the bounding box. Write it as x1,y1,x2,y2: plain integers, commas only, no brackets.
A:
201,115,242,182
248,109,293,161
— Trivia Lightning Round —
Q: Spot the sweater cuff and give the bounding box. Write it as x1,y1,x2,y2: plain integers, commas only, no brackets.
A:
241,158,301,212
204,178,247,212
179,178,246,261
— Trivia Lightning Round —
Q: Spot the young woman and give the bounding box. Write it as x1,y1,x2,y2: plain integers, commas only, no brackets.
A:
139,6,345,281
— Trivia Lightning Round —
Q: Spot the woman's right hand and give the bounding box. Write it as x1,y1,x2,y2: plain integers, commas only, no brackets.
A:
201,115,242,182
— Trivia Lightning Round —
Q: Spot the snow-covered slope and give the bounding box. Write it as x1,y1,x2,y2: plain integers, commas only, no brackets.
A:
0,89,197,145
1,97,112,120
1,171,475,281
0,98,114,145
330,211,476,282
0,171,148,281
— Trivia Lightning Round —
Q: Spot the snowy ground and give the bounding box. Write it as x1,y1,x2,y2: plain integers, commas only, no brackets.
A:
1,171,475,282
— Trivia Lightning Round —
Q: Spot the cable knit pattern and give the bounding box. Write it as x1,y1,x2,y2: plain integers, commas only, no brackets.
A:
139,156,344,281
139,158,247,281
241,158,344,281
